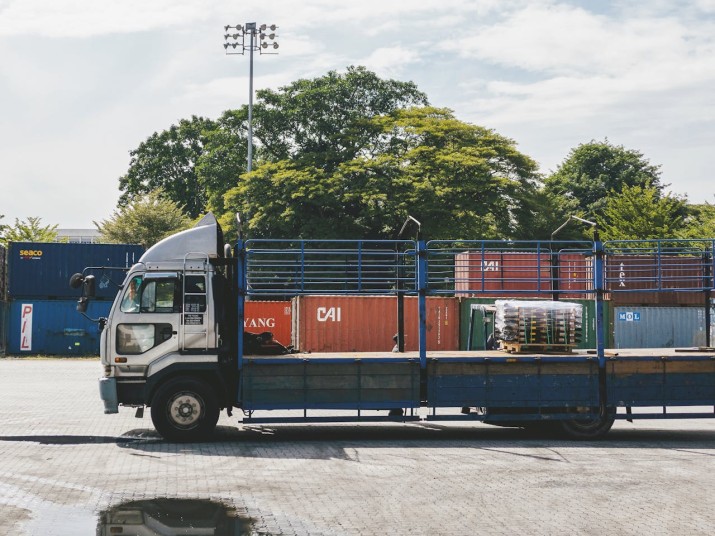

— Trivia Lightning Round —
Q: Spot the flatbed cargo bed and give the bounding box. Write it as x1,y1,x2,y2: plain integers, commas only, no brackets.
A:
244,348,715,360
240,348,715,416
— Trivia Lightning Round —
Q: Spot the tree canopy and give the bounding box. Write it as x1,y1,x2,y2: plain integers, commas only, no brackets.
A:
95,190,192,249
252,65,428,169
222,107,540,239
111,67,707,243
118,67,428,224
544,140,663,219
118,116,217,219
685,202,715,238
597,184,689,240
0,217,58,246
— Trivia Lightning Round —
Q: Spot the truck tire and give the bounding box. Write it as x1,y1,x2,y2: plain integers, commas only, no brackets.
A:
556,411,615,440
150,377,220,442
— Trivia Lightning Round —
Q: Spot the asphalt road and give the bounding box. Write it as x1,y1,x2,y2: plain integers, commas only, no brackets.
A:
1,359,714,535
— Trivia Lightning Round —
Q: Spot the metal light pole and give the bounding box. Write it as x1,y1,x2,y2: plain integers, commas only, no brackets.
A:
224,23,279,173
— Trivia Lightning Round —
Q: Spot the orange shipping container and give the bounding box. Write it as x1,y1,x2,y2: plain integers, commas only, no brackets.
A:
244,301,292,346
291,295,459,352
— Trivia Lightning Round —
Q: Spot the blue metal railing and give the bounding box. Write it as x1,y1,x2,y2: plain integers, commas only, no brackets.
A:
425,240,595,296
239,238,714,299
604,239,715,292
243,239,418,296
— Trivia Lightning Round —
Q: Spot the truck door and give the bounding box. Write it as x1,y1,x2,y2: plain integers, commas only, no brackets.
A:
181,274,210,350
113,273,181,365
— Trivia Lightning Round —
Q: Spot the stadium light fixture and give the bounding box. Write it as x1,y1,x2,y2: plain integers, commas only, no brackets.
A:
223,23,279,173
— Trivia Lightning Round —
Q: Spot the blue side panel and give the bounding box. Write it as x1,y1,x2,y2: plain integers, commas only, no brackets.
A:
7,299,111,355
241,360,420,410
7,242,144,300
427,360,599,408
608,358,715,406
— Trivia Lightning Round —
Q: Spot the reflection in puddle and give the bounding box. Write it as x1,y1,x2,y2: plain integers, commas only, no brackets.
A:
98,498,257,535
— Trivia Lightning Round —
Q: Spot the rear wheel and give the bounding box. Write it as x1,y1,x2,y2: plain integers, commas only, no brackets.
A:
150,377,220,442
556,411,615,440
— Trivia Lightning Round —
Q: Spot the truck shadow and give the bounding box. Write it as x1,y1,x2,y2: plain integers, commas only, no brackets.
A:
0,434,149,445
110,423,715,460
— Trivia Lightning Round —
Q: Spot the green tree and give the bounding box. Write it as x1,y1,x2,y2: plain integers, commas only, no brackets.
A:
510,188,583,240
95,190,192,249
545,140,663,220
685,202,715,238
119,116,217,219
252,65,428,170
121,67,427,224
196,109,249,218
223,107,540,239
0,217,58,246
597,184,689,240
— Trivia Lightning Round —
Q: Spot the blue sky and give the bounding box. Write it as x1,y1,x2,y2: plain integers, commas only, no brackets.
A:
0,0,713,228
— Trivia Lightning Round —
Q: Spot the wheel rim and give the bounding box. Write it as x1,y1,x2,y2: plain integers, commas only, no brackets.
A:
167,391,205,430
567,417,604,432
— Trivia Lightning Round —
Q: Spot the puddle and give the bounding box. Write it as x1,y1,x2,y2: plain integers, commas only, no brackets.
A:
98,498,258,535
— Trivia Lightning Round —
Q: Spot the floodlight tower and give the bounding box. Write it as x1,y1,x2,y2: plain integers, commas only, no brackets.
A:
223,23,279,172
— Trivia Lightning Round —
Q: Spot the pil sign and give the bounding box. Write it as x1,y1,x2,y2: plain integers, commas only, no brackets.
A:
20,304,33,351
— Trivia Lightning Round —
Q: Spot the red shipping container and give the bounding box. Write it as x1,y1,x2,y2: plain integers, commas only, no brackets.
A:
244,300,292,346
606,255,705,306
292,296,459,352
455,251,591,298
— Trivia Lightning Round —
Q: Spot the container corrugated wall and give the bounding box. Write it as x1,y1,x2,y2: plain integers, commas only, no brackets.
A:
7,299,112,355
244,301,292,347
0,245,7,300
292,296,459,352
612,306,710,348
7,242,144,300
0,300,8,355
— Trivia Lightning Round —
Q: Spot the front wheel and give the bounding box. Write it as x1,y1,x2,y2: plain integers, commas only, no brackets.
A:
150,377,220,442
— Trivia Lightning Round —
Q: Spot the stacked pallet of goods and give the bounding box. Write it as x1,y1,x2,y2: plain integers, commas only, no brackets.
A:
494,300,583,353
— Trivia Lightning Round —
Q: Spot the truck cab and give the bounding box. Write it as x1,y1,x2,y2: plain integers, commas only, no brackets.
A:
94,214,236,440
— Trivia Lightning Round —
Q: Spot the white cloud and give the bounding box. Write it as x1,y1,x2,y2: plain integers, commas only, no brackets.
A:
445,2,714,79
446,2,715,126
0,0,211,37
0,0,496,38
359,46,421,78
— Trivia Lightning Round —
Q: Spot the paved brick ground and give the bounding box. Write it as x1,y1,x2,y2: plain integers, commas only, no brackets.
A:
0,359,714,535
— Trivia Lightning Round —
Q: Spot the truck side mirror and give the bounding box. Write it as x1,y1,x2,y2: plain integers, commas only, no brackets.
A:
69,273,84,289
77,297,89,313
84,275,96,297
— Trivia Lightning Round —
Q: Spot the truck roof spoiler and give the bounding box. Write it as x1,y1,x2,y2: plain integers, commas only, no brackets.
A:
139,213,224,263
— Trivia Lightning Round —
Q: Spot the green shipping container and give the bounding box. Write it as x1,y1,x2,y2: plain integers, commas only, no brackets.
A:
459,298,610,350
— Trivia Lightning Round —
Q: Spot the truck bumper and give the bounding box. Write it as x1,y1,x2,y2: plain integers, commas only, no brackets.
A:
99,377,119,414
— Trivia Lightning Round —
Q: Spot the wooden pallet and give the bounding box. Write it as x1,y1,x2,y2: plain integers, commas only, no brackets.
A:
501,342,576,354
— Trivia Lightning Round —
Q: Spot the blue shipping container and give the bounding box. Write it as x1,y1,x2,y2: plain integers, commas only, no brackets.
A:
0,300,8,355
7,242,144,300
612,306,709,348
0,245,7,299
7,299,112,355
